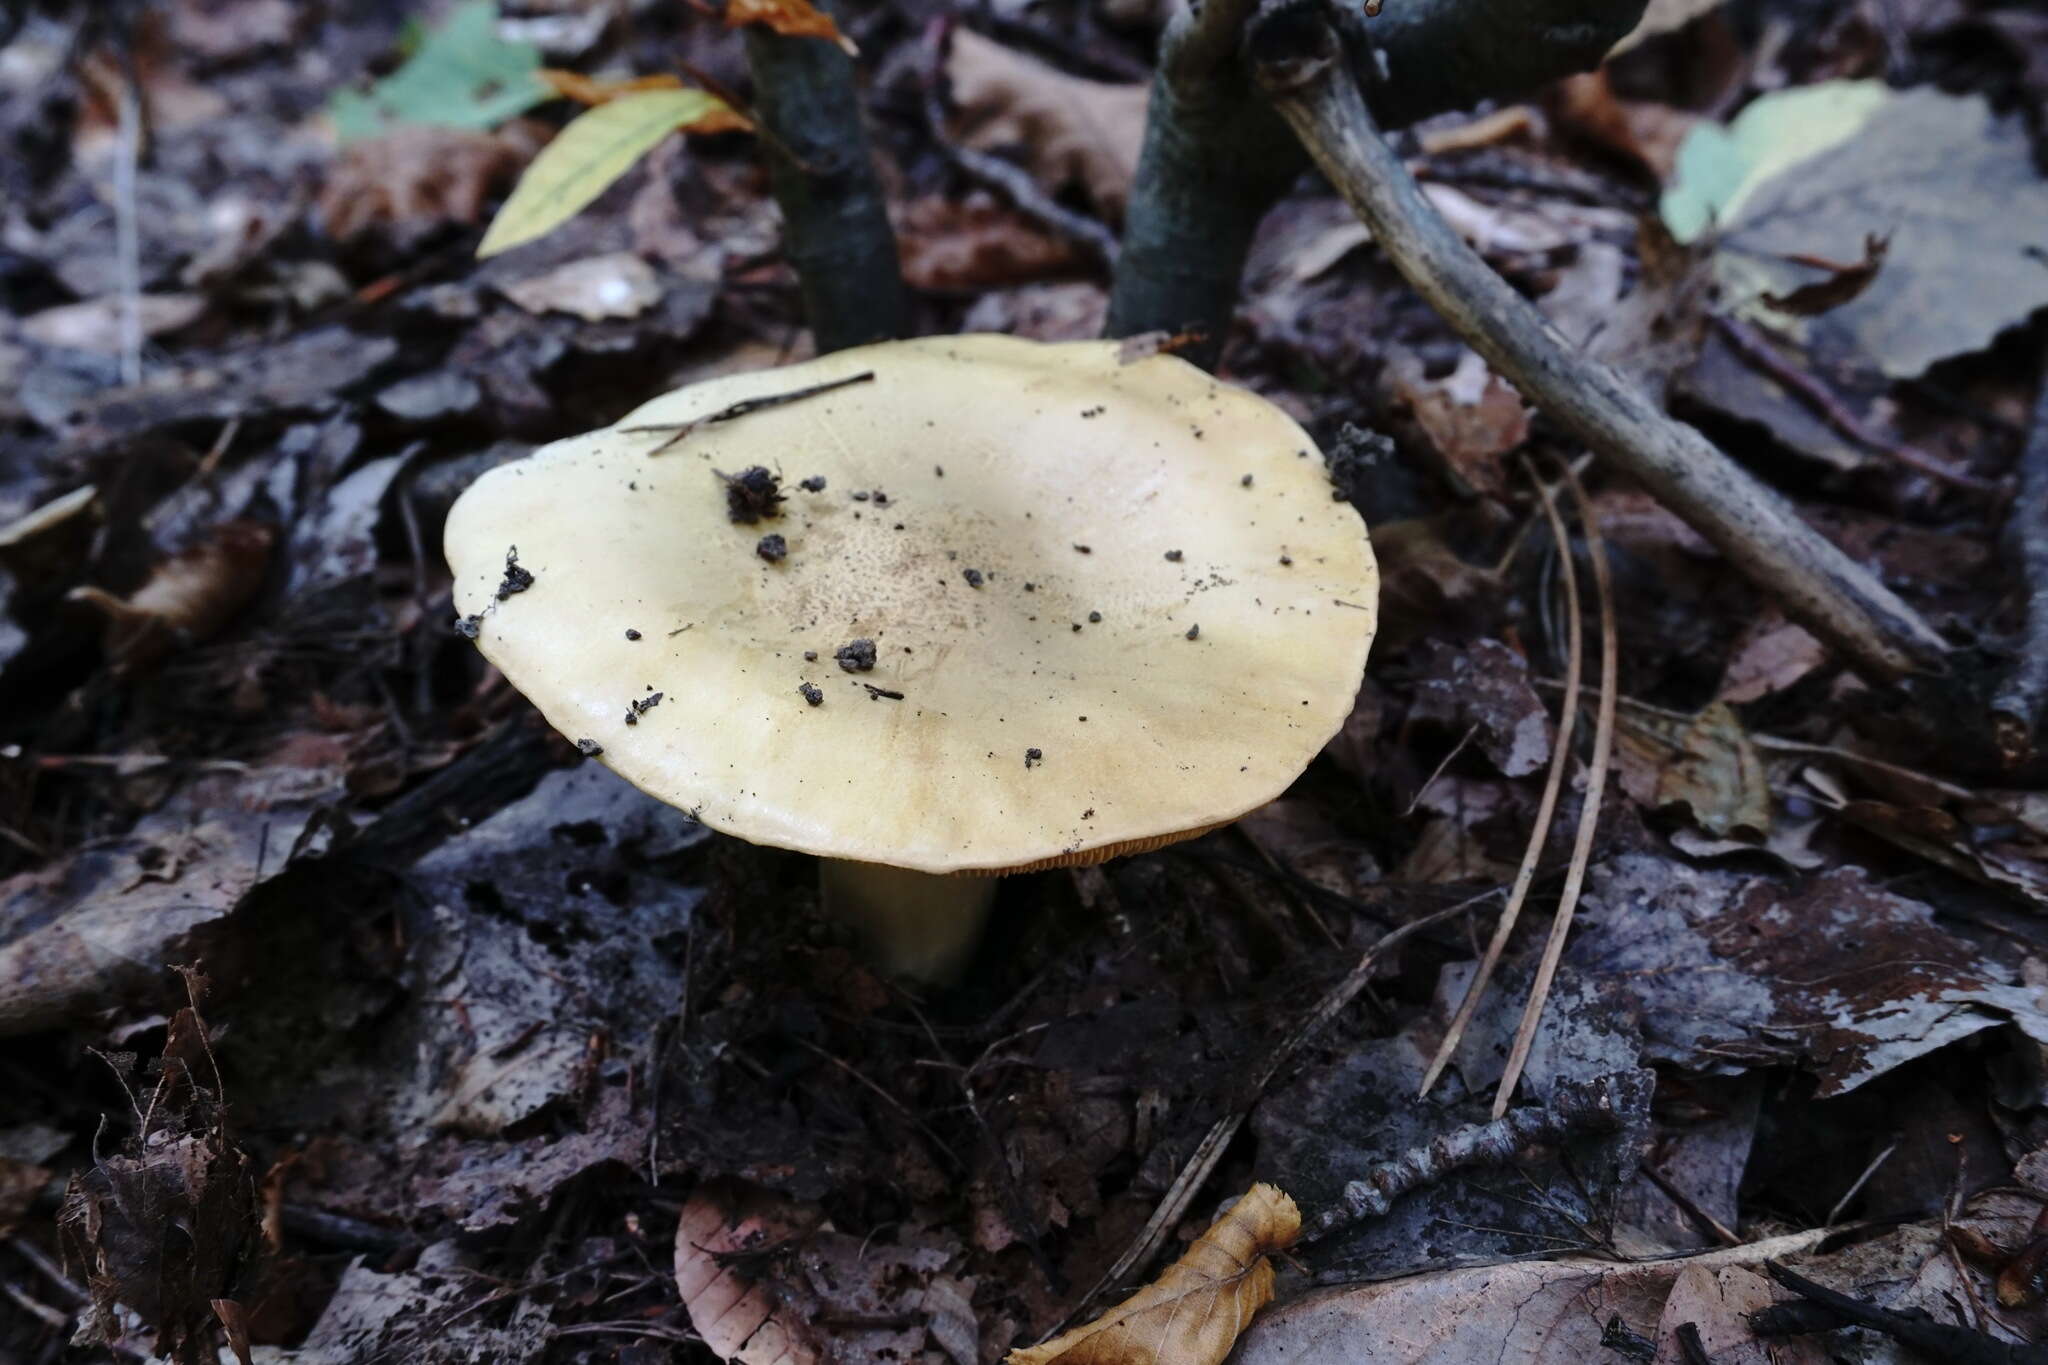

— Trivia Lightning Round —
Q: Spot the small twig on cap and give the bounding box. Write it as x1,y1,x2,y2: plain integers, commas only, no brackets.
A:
1418,465,1584,1100
621,371,877,454
1993,354,2048,765
1493,458,1615,1119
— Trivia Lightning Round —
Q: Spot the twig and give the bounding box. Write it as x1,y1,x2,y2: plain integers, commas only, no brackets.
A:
1105,0,1646,362
1756,1261,2048,1365
1054,890,1500,1330
620,371,876,454
1826,1137,1898,1226
1300,1070,1647,1241
1993,357,2048,765
1253,19,1950,684
740,2,908,353
1712,315,1996,495
923,21,1119,268
1418,466,1584,1098
1494,459,1615,1119
1639,1163,1740,1246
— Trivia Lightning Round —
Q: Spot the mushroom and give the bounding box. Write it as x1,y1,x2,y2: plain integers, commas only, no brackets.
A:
444,336,1377,978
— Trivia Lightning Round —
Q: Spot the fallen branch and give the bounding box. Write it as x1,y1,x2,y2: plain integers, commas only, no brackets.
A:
1106,0,1648,361
741,5,908,353
1252,15,1949,683
1756,1261,2048,1365
1301,1069,1649,1242
1993,357,2048,765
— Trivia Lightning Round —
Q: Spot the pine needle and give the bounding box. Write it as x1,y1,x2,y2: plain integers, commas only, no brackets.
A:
1417,465,1584,1098
1493,458,1616,1118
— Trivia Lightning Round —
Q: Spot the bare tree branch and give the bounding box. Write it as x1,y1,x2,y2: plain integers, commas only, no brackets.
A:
1251,13,1949,682
1106,0,1650,360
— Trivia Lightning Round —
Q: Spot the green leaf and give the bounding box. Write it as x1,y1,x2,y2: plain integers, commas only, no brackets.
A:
328,0,546,143
1660,80,1886,242
477,90,733,259
1663,81,2048,377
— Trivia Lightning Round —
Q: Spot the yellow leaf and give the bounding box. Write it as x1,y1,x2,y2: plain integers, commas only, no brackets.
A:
725,0,857,55
477,89,748,258
1009,1183,1299,1365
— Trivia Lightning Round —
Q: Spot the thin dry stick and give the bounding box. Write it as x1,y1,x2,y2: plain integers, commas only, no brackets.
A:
619,370,876,453
1052,890,1499,1334
1493,460,1617,1118
1417,469,1584,1099
1255,26,1949,683
1712,315,1995,495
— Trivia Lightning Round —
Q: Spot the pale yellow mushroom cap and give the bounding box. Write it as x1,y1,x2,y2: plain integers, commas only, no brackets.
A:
445,335,1377,874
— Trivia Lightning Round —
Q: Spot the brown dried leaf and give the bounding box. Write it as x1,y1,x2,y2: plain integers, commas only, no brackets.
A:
1550,70,1698,182
0,766,340,1037
1580,858,2048,1094
1370,517,1501,653
1236,1231,1827,1365
1653,1264,1823,1364
67,521,273,675
318,123,543,243
1388,351,1531,499
1615,702,1770,837
1007,1183,1298,1365
673,1182,824,1365
898,193,1084,292
725,0,854,54
1762,232,1890,317
1717,612,1827,703
945,30,1146,221
1408,638,1553,777
61,995,260,1365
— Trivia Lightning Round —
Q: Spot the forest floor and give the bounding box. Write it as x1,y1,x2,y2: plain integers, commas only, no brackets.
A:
6,0,2048,1361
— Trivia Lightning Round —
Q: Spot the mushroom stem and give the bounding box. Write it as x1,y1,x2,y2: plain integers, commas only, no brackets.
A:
819,860,997,981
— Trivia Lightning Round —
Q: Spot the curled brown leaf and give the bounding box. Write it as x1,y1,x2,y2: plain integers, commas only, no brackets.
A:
725,0,856,55
68,521,273,674
1008,1183,1298,1365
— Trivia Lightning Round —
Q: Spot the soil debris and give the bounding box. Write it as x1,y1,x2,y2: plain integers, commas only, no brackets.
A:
720,466,785,523
494,545,534,600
